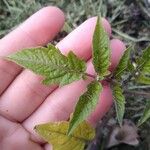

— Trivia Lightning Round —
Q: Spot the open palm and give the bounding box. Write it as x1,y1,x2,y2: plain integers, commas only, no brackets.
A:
0,6,125,150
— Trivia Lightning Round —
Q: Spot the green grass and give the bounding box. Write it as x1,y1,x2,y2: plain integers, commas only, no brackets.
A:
0,0,150,46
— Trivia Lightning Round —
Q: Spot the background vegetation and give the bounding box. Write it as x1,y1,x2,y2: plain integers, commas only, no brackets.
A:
0,0,150,149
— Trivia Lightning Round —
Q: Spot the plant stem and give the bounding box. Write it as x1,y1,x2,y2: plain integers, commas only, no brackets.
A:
85,73,96,79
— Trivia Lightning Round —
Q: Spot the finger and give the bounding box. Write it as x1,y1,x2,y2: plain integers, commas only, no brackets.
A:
44,144,52,150
23,39,125,143
0,6,65,95
57,17,111,57
0,17,111,122
0,115,43,150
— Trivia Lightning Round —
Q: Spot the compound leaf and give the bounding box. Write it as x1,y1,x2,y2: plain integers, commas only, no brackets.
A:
136,46,150,84
92,17,110,78
68,81,102,135
136,74,150,85
113,47,131,79
138,100,150,126
6,44,86,86
35,121,95,150
137,46,150,73
112,82,125,126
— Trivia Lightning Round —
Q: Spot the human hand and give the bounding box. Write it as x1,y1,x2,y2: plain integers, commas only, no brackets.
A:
0,6,125,150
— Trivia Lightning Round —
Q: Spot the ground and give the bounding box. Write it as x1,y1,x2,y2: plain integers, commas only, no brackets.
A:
0,0,150,150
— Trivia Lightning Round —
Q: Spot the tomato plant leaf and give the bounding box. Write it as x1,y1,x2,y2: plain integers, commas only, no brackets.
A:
92,17,110,78
127,59,134,72
113,47,131,79
137,46,150,72
138,100,150,126
68,81,102,135
136,74,150,85
112,82,125,126
35,121,95,150
6,44,86,86
136,46,150,84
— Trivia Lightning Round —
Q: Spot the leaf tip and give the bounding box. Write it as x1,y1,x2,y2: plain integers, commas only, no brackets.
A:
137,121,141,127
118,120,123,127
66,129,71,136
67,124,74,136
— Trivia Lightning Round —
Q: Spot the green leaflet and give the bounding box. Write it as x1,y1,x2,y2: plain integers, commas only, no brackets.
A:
6,44,86,86
138,100,150,126
68,81,102,135
127,59,134,72
35,121,95,150
113,47,131,79
136,46,150,84
92,17,110,78
112,82,125,126
112,47,132,125
137,46,150,71
136,74,150,85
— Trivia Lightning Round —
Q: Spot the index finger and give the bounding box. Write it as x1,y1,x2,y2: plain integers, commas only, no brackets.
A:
0,6,65,95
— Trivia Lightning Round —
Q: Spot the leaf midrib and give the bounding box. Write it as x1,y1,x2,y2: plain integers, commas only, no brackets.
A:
41,129,91,143
10,57,84,74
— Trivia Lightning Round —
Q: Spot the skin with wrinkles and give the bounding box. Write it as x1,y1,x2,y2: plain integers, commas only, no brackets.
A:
0,6,125,150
